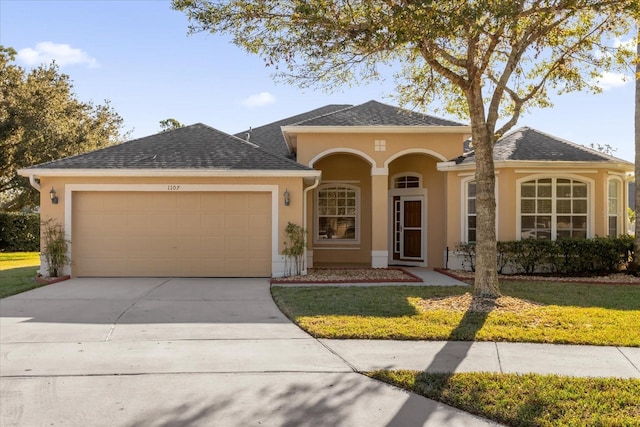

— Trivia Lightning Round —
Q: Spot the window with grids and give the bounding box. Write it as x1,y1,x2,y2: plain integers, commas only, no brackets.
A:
608,179,620,237
520,178,588,240
316,185,358,241
466,181,477,242
394,175,421,189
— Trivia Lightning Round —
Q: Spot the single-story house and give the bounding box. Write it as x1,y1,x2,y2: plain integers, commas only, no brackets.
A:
19,100,634,277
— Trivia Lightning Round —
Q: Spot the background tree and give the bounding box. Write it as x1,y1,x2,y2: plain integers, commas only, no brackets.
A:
173,0,638,297
0,46,126,211
159,118,185,131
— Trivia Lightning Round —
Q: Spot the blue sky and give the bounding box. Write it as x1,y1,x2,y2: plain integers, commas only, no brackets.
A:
1,0,635,162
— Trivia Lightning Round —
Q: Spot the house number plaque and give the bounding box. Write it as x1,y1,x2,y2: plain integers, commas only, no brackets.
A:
167,185,181,191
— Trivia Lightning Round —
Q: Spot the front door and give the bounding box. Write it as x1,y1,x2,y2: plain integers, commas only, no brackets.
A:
392,196,424,261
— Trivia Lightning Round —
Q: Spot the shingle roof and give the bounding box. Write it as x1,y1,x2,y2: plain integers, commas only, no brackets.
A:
292,100,467,127
26,123,311,171
234,104,352,158
456,127,630,164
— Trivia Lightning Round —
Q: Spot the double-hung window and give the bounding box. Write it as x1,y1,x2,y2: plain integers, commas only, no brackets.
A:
316,184,359,242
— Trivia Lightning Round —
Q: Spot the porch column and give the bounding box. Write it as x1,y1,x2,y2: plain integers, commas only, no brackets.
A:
371,168,389,267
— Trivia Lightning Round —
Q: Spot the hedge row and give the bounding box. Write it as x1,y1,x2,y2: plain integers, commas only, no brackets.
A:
0,213,40,252
456,236,634,275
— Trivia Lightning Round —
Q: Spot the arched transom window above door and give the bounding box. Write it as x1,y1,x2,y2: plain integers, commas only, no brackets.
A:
393,174,422,189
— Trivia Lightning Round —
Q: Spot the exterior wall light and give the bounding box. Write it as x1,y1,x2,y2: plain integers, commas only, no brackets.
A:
49,187,59,204
283,189,290,207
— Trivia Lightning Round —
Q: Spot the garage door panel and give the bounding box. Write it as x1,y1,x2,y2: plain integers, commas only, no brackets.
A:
126,193,155,211
249,193,270,209
224,237,249,253
225,214,249,233
249,258,271,275
200,196,225,212
176,237,202,255
102,214,128,236
179,193,202,210
73,191,271,277
73,192,104,212
250,237,270,252
249,215,270,233
101,193,128,212
176,214,202,236
224,193,249,210
200,214,225,235
127,257,175,276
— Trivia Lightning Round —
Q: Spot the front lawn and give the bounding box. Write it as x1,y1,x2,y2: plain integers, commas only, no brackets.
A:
0,252,42,298
271,281,640,346
369,370,640,427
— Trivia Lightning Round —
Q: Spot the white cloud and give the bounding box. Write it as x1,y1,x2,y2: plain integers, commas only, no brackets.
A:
590,71,629,91
240,92,276,108
17,41,98,68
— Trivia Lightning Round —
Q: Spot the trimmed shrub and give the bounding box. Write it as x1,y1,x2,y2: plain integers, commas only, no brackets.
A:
0,213,40,252
496,236,634,276
455,242,476,272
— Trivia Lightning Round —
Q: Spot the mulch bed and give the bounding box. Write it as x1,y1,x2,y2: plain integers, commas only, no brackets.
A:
271,267,422,284
415,292,544,314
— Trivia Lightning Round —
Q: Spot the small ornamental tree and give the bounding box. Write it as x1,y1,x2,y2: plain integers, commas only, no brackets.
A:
282,222,306,277
41,219,69,278
174,0,639,297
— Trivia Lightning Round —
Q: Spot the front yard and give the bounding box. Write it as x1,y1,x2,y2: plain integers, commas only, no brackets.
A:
0,252,42,298
271,281,640,346
370,371,640,427
272,279,640,426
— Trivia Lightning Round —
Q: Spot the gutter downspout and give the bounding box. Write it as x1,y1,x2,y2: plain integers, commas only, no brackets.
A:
27,175,45,276
28,175,41,191
302,175,321,275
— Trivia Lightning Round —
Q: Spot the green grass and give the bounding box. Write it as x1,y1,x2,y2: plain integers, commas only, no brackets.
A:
0,252,43,298
369,370,640,427
271,281,640,346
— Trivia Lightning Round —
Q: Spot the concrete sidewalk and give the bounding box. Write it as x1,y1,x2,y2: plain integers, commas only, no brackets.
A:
321,340,640,378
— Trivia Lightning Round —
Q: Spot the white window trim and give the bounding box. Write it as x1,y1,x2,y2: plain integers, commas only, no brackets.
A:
606,176,624,237
460,176,499,243
391,172,423,189
314,183,361,245
515,174,595,240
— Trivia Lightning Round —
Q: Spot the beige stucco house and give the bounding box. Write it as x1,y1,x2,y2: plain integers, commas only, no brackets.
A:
19,101,634,277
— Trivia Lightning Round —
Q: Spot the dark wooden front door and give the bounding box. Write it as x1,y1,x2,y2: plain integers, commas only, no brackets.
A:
393,196,423,261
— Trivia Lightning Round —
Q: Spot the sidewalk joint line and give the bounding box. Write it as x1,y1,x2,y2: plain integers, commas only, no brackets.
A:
316,340,360,373
494,342,503,373
616,346,640,374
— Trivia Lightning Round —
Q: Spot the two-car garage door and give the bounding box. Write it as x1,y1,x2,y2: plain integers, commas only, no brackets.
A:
71,191,272,277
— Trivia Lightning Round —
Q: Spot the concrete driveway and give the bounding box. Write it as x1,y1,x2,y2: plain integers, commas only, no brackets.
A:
1,278,497,426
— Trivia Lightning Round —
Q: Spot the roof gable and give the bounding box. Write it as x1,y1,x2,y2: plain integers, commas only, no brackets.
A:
292,100,467,127
234,104,352,158
26,123,311,171
457,127,631,165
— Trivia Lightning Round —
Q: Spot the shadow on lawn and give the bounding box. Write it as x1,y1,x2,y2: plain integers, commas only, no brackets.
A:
273,285,468,318
383,293,524,426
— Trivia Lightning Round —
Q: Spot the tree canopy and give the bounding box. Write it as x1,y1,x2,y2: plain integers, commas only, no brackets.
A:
159,118,185,131
0,46,126,211
173,0,638,296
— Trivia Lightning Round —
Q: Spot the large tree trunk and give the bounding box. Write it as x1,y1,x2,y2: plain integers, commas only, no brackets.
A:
635,29,640,268
468,88,501,298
